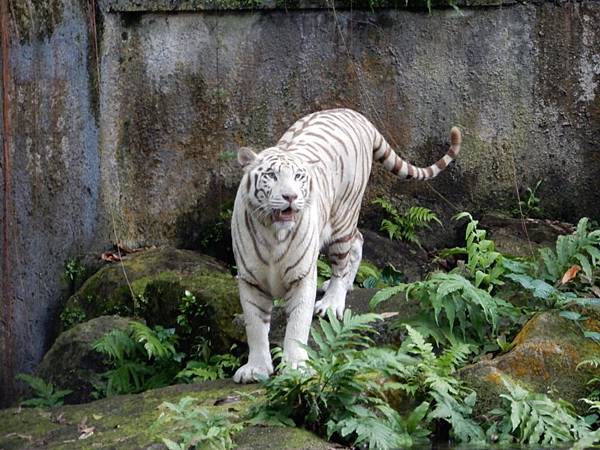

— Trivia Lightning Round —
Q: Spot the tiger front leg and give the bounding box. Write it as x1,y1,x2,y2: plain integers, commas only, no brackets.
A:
315,232,363,319
233,280,274,383
282,267,318,369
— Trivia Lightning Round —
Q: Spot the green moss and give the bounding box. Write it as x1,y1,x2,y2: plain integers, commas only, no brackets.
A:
0,381,256,449
460,312,600,416
11,0,64,42
59,305,87,330
60,248,243,353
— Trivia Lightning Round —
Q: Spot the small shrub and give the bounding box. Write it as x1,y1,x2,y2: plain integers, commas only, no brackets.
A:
486,377,597,447
372,198,441,246
16,374,72,408
153,396,243,450
93,322,183,396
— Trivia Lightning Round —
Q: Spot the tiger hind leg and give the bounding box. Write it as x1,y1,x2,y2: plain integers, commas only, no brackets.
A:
315,231,363,318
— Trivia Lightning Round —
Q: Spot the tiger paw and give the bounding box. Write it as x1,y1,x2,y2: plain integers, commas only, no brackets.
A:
314,293,345,319
233,363,273,383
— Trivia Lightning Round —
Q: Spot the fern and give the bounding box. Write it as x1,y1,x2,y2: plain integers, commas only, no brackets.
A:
373,198,441,245
153,396,243,450
371,272,519,345
16,374,72,408
488,377,596,447
374,326,485,444
442,212,506,290
93,321,182,396
539,217,600,285
252,311,436,449
176,353,240,382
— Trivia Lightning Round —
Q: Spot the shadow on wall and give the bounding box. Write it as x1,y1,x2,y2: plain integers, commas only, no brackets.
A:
175,176,237,267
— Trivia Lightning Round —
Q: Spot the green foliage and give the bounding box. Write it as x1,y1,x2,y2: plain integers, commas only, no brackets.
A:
371,272,518,345
373,198,441,246
177,290,207,335
153,396,243,450
358,262,405,289
318,257,403,289
59,305,86,330
176,353,240,383
252,311,485,448
62,257,87,288
441,212,506,290
316,257,332,288
513,179,544,218
16,374,72,408
538,217,600,286
252,311,429,448
578,358,600,401
93,322,183,396
93,320,238,397
376,325,485,444
486,377,596,447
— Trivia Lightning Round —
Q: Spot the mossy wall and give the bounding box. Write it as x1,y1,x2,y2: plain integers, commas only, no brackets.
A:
98,1,600,249
1,0,599,404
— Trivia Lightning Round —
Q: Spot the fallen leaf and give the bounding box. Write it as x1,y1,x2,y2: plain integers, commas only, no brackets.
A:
380,312,399,320
78,417,95,440
53,412,67,424
101,251,121,262
213,395,241,406
591,285,600,298
117,240,144,254
5,433,32,441
92,414,103,420
560,265,581,285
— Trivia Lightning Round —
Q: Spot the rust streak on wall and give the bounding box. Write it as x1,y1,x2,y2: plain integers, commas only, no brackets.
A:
0,0,13,403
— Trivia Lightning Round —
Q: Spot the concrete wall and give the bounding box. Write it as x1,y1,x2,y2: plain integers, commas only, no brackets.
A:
1,0,599,403
1,0,101,403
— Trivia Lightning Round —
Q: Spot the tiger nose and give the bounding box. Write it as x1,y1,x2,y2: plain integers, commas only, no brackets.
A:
282,194,297,204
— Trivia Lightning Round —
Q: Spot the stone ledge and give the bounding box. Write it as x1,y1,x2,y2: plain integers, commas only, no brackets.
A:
102,0,533,13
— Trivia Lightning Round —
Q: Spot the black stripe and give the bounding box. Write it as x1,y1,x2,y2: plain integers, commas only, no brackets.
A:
284,231,315,276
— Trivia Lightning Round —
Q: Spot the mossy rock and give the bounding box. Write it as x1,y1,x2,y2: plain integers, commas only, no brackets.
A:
479,214,570,258
459,311,600,417
35,316,135,405
61,248,244,354
0,379,333,449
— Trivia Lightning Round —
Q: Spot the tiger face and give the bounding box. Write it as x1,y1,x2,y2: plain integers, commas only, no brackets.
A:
238,147,311,239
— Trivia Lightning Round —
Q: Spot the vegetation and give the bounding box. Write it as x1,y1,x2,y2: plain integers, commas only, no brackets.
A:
317,257,403,289
152,396,243,450
246,211,600,448
38,209,600,449
16,373,72,407
513,179,544,218
93,320,239,397
372,197,441,246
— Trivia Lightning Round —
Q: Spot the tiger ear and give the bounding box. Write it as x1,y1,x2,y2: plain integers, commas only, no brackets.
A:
238,147,257,168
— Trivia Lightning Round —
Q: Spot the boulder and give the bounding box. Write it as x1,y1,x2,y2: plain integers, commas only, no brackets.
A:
479,214,572,258
0,380,333,449
361,229,431,282
35,315,134,405
459,311,600,417
60,248,244,354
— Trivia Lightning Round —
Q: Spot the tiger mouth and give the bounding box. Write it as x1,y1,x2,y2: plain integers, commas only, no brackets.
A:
273,207,296,222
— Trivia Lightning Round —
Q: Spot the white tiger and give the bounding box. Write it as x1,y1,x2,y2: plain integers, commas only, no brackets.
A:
231,108,461,383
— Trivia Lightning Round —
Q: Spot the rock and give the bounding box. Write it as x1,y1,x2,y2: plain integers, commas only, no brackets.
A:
361,229,431,282
0,379,333,449
479,214,572,258
60,247,244,354
35,316,134,405
459,311,600,416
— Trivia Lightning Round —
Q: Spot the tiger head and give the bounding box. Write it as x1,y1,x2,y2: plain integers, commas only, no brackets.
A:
238,147,311,240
